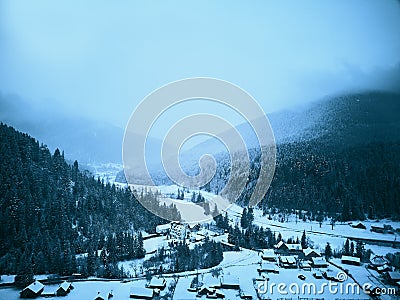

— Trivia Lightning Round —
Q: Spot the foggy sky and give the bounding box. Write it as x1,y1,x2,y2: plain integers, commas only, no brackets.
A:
1,0,400,134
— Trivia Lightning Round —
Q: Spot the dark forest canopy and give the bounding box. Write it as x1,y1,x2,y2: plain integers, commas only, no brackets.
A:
0,123,180,283
206,92,400,220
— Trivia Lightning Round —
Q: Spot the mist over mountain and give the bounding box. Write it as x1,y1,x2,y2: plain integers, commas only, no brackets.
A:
203,90,400,219
0,93,166,166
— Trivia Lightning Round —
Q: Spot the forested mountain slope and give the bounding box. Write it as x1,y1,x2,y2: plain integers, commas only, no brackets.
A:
0,123,180,283
206,91,400,220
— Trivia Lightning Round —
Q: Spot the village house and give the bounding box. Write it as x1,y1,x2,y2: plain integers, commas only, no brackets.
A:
40,286,57,298
147,277,166,290
303,248,321,260
351,222,366,230
155,223,170,235
311,257,328,268
170,222,189,240
130,287,153,299
257,262,279,274
220,275,240,289
274,241,288,252
261,249,276,261
197,286,224,299
279,256,297,269
299,260,312,271
370,224,395,234
341,255,361,266
56,281,73,296
20,281,44,298
369,255,388,269
286,243,302,253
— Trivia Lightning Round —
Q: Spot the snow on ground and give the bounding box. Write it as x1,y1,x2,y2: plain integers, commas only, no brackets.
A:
225,204,400,257
0,278,177,300
130,184,233,223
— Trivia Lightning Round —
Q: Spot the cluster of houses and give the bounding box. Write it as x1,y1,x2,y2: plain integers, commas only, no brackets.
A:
156,221,197,241
258,242,329,272
349,221,400,235
20,280,73,298
189,274,254,300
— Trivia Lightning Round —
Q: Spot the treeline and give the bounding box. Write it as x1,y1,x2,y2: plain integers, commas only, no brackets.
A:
0,123,180,284
144,238,223,273
207,138,400,221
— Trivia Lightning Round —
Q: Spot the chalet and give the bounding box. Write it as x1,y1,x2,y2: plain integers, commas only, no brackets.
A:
261,249,276,261
351,222,366,230
257,262,279,273
41,286,57,297
369,255,388,268
386,271,400,285
197,287,224,299
299,260,312,271
20,281,44,298
170,222,189,240
303,248,321,260
341,255,361,266
371,225,394,234
94,292,106,300
220,275,240,289
207,290,225,299
371,226,385,233
130,287,153,299
274,241,288,253
311,257,328,268
279,256,297,269
197,286,215,296
147,277,166,290
155,223,170,235
56,281,73,296
377,264,391,273
190,223,201,232
286,243,302,253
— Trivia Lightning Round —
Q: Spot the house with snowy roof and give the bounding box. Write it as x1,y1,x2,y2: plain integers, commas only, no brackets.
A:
274,241,288,252
130,287,153,299
279,256,297,268
369,255,388,268
303,248,321,260
286,243,302,253
311,257,328,268
220,275,240,289
147,277,166,290
20,281,44,298
341,255,361,266
56,281,73,296
261,249,276,261
258,262,279,273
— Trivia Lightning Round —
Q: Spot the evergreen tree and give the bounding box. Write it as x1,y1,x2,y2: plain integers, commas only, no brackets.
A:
325,242,332,260
301,230,307,249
